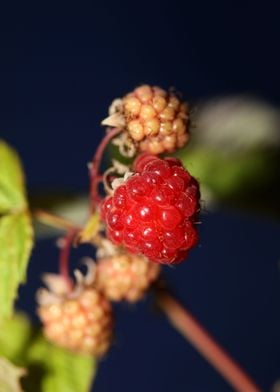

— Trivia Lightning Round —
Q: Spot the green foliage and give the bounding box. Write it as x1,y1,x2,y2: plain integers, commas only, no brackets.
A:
0,141,27,214
0,314,97,392
177,146,280,217
175,97,280,217
25,336,96,392
0,141,34,320
0,314,31,361
177,147,267,198
0,212,33,319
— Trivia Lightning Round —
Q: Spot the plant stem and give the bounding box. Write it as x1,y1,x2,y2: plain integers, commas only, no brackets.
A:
35,209,82,232
157,292,260,392
90,127,122,212
59,230,77,286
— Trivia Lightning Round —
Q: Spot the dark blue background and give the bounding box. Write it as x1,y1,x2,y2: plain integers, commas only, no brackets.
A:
1,1,280,391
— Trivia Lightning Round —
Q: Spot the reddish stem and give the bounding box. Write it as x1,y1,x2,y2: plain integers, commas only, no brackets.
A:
157,292,261,392
59,230,77,286
90,127,122,212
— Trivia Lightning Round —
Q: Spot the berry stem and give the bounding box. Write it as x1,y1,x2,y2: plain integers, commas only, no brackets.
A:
90,127,122,212
157,291,260,392
59,230,78,287
35,209,82,232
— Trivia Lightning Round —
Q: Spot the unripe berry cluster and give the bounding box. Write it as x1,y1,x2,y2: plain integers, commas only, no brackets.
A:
37,271,113,357
96,253,160,302
106,85,190,155
37,253,161,357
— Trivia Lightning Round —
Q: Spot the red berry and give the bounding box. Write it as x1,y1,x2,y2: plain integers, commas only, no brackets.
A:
101,157,200,264
133,153,158,172
108,227,123,244
123,228,140,247
113,185,127,208
162,225,185,249
100,196,113,219
142,172,164,186
127,175,151,201
175,193,197,217
159,206,182,230
164,157,183,167
107,210,124,230
124,210,137,228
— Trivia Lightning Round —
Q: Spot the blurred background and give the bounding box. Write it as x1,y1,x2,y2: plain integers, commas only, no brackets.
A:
1,1,280,391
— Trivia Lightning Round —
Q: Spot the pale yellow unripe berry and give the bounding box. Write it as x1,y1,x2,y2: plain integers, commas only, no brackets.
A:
96,253,160,302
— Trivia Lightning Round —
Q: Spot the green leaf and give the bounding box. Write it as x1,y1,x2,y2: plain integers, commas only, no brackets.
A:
0,141,34,320
0,357,26,392
24,336,96,392
177,147,265,198
0,212,33,319
0,314,31,362
177,146,280,217
0,141,27,214
174,97,280,217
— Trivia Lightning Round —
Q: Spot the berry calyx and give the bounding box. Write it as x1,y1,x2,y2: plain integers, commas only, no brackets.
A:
102,85,190,155
37,263,113,357
101,157,200,264
96,253,160,302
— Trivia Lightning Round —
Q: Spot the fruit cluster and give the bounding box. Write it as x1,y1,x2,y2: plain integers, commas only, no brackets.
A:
37,270,113,357
96,253,160,302
37,84,200,358
37,253,160,356
105,85,190,155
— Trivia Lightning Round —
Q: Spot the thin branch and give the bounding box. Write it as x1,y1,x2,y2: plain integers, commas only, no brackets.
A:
90,127,122,212
35,209,82,232
157,291,261,392
58,229,78,286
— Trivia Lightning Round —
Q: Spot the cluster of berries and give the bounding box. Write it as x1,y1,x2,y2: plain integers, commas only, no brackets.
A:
104,85,190,155
37,254,160,357
37,84,200,358
37,271,113,357
122,85,189,154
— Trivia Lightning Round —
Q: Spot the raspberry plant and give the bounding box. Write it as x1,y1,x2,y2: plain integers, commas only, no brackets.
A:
0,85,261,391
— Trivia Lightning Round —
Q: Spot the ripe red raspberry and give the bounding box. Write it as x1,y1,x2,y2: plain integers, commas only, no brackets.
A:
103,85,190,155
101,156,200,264
37,264,113,357
96,253,160,302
